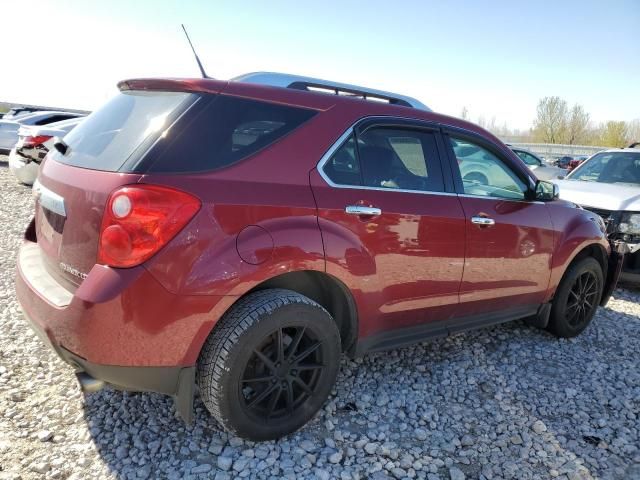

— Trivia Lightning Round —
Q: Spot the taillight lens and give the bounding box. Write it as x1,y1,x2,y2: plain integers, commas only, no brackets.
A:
23,135,53,147
98,185,201,268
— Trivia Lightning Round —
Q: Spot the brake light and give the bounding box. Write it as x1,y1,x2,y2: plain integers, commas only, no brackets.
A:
23,135,53,147
98,185,201,268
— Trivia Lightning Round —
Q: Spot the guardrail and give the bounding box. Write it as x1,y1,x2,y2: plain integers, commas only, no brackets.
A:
505,142,606,159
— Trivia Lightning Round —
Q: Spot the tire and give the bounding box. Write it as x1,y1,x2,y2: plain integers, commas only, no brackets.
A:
547,257,604,338
197,289,341,441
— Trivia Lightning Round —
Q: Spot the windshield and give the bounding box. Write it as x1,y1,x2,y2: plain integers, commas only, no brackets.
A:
567,151,640,185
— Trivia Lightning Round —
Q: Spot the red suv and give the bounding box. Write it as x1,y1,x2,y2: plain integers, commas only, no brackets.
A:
16,73,623,441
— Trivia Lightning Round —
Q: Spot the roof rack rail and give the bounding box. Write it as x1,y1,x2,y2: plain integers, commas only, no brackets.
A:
232,72,431,112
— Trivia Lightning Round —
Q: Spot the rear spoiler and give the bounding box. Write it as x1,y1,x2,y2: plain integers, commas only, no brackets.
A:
117,78,228,96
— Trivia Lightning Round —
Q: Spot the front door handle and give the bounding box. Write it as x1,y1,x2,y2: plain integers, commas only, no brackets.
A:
471,215,495,226
345,205,382,216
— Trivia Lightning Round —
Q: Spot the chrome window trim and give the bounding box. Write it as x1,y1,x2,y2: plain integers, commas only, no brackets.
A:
316,119,544,203
458,194,544,205
316,126,458,197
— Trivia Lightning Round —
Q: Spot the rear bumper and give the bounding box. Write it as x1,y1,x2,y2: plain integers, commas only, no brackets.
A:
15,241,229,367
15,241,237,421
20,305,195,421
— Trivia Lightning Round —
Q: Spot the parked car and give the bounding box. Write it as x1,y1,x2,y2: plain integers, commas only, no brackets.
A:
509,147,566,180
8,117,83,185
554,156,574,169
2,107,45,120
568,155,589,172
554,146,640,283
0,111,84,154
16,73,622,441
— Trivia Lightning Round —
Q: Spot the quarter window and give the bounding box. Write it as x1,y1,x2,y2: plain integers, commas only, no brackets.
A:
450,137,527,200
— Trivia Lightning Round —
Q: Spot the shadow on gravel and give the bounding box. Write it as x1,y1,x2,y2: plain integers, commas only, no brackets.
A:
80,300,640,479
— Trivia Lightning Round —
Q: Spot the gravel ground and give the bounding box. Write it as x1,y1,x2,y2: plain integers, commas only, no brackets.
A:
0,156,639,480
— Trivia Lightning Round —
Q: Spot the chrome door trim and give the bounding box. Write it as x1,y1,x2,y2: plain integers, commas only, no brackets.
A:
470,216,496,226
32,179,66,217
345,205,382,216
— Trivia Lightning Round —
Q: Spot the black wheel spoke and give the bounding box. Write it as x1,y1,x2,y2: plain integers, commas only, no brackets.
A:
293,341,321,364
266,385,283,418
295,363,325,371
286,327,306,361
292,376,313,396
276,328,284,363
285,381,294,413
242,375,274,384
253,349,276,373
247,383,279,408
569,289,580,301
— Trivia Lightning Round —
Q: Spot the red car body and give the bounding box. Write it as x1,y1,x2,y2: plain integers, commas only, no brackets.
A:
15,76,621,422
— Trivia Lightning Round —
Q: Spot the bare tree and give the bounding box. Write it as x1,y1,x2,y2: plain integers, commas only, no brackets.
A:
533,96,568,143
566,104,590,145
600,121,628,147
626,118,640,145
460,106,469,120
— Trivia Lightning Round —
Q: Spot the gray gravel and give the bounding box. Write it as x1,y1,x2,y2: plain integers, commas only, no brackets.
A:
0,156,639,479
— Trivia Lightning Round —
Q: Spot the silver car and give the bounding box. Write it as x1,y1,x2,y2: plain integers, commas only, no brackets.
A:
510,147,566,181
554,146,640,283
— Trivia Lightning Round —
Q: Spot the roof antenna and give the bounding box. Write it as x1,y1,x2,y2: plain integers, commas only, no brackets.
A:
181,24,209,78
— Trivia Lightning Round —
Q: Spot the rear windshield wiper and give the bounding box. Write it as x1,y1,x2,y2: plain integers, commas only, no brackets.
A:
53,138,70,156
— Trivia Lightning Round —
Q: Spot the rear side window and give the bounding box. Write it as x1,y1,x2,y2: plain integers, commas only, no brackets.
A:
52,91,195,171
323,127,445,193
146,95,317,173
34,114,76,126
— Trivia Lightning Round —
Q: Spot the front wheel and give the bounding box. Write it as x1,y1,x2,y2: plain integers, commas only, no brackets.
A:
197,289,341,441
547,257,604,338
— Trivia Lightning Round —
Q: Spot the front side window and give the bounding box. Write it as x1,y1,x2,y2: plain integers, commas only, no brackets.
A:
451,137,527,200
323,126,444,193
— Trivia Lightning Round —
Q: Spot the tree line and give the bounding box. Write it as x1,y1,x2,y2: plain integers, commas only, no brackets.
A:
461,97,639,147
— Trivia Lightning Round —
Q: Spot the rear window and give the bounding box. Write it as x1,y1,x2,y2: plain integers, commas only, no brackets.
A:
52,91,195,171
144,95,317,173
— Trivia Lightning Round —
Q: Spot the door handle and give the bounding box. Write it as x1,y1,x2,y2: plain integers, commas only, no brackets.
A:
345,205,382,216
471,215,495,226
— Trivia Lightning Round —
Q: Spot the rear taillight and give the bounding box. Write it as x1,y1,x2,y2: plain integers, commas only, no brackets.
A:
98,185,201,268
23,135,53,147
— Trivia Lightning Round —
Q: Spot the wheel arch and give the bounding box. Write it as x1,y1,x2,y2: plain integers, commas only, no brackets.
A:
246,270,359,356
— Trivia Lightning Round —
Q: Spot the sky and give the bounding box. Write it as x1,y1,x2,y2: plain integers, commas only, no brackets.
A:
0,0,638,130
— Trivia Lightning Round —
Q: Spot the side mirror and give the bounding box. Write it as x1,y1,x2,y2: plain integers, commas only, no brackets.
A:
535,180,559,201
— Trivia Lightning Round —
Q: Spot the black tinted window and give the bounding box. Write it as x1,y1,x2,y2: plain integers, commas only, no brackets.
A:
359,128,444,192
323,135,361,186
147,95,317,173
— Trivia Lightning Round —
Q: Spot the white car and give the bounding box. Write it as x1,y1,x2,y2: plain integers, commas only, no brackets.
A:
8,117,83,185
0,111,83,154
554,145,640,283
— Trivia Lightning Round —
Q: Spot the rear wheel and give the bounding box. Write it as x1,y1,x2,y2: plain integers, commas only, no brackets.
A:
197,289,341,441
548,257,603,338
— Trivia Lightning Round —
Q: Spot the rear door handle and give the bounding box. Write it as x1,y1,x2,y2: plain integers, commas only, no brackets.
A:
471,215,495,226
345,205,382,216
